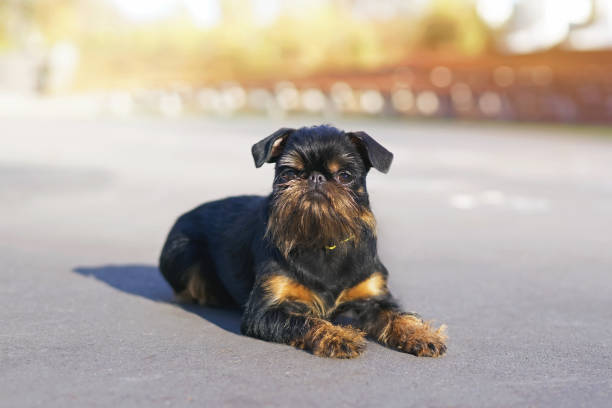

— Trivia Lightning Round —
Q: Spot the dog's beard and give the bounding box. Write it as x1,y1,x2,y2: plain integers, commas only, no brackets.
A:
267,180,375,257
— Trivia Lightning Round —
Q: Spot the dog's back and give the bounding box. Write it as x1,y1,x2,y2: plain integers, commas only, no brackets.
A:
159,195,266,307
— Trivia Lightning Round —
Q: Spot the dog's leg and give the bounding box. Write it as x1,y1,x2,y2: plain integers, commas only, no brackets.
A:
159,232,236,307
352,296,447,357
242,309,366,358
241,275,366,358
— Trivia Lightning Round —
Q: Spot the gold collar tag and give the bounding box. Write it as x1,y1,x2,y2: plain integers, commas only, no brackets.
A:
325,236,354,250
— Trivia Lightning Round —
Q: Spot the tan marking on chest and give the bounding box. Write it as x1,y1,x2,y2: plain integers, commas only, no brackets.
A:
263,275,325,315
335,272,387,305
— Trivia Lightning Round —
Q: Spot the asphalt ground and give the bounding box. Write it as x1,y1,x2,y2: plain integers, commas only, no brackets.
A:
1,117,612,407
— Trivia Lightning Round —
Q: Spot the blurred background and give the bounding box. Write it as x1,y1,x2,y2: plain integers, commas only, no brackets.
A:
2,0,612,123
3,3,612,406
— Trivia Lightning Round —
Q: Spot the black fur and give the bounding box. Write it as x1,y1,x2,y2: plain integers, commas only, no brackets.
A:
159,125,446,358
251,127,294,167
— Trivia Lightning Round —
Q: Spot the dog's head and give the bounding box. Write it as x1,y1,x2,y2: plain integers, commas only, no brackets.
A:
252,125,393,256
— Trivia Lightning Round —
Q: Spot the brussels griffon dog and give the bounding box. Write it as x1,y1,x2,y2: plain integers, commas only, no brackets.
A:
159,125,447,358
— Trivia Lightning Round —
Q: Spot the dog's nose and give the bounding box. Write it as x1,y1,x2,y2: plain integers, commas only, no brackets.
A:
308,171,326,187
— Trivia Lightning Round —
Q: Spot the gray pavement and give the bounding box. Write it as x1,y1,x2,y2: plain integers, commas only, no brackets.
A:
1,116,612,407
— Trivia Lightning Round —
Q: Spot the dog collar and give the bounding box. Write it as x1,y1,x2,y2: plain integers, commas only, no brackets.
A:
325,236,354,250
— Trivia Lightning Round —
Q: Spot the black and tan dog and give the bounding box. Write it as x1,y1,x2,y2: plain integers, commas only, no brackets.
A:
159,125,447,358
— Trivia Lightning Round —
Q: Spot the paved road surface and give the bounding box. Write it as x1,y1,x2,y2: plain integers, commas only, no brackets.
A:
2,117,612,407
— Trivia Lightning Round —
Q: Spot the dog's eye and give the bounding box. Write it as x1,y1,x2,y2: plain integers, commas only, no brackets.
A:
280,169,297,182
337,171,354,184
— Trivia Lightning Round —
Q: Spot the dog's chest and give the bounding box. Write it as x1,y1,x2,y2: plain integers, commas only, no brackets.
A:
271,270,387,318
275,244,384,316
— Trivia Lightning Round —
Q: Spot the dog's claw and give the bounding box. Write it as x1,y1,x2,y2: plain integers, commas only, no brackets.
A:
309,324,366,359
382,316,448,357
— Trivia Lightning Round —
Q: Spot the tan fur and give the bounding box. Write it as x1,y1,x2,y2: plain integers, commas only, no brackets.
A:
335,272,387,305
175,264,210,305
267,178,373,257
270,137,288,161
359,209,377,235
262,275,325,315
375,311,447,357
327,160,340,174
277,151,304,171
292,318,366,358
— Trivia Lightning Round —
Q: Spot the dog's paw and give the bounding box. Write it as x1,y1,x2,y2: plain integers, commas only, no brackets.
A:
312,325,367,358
296,321,366,358
381,314,447,357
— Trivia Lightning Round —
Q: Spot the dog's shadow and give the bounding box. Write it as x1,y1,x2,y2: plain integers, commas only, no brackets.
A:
73,265,242,334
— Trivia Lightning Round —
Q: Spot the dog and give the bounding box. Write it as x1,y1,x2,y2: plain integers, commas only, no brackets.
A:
159,125,447,358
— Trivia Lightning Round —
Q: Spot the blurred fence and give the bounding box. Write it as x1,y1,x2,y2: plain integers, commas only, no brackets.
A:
73,52,612,123
2,50,611,124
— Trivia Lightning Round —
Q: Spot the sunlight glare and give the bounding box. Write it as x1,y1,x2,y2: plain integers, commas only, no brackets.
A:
476,0,515,28
110,0,176,22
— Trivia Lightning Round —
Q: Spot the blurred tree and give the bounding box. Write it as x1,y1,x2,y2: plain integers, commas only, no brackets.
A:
415,0,491,54
30,0,80,43
0,0,496,89
0,3,9,50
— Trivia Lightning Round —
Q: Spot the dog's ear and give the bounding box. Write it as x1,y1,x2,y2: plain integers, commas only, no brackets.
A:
251,128,295,168
346,131,393,173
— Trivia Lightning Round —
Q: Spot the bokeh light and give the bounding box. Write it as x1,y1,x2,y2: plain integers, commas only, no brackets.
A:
0,0,611,123
416,91,440,116
476,0,515,29
391,88,415,113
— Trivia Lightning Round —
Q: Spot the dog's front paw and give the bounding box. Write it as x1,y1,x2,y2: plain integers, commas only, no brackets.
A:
295,321,366,358
381,314,447,357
